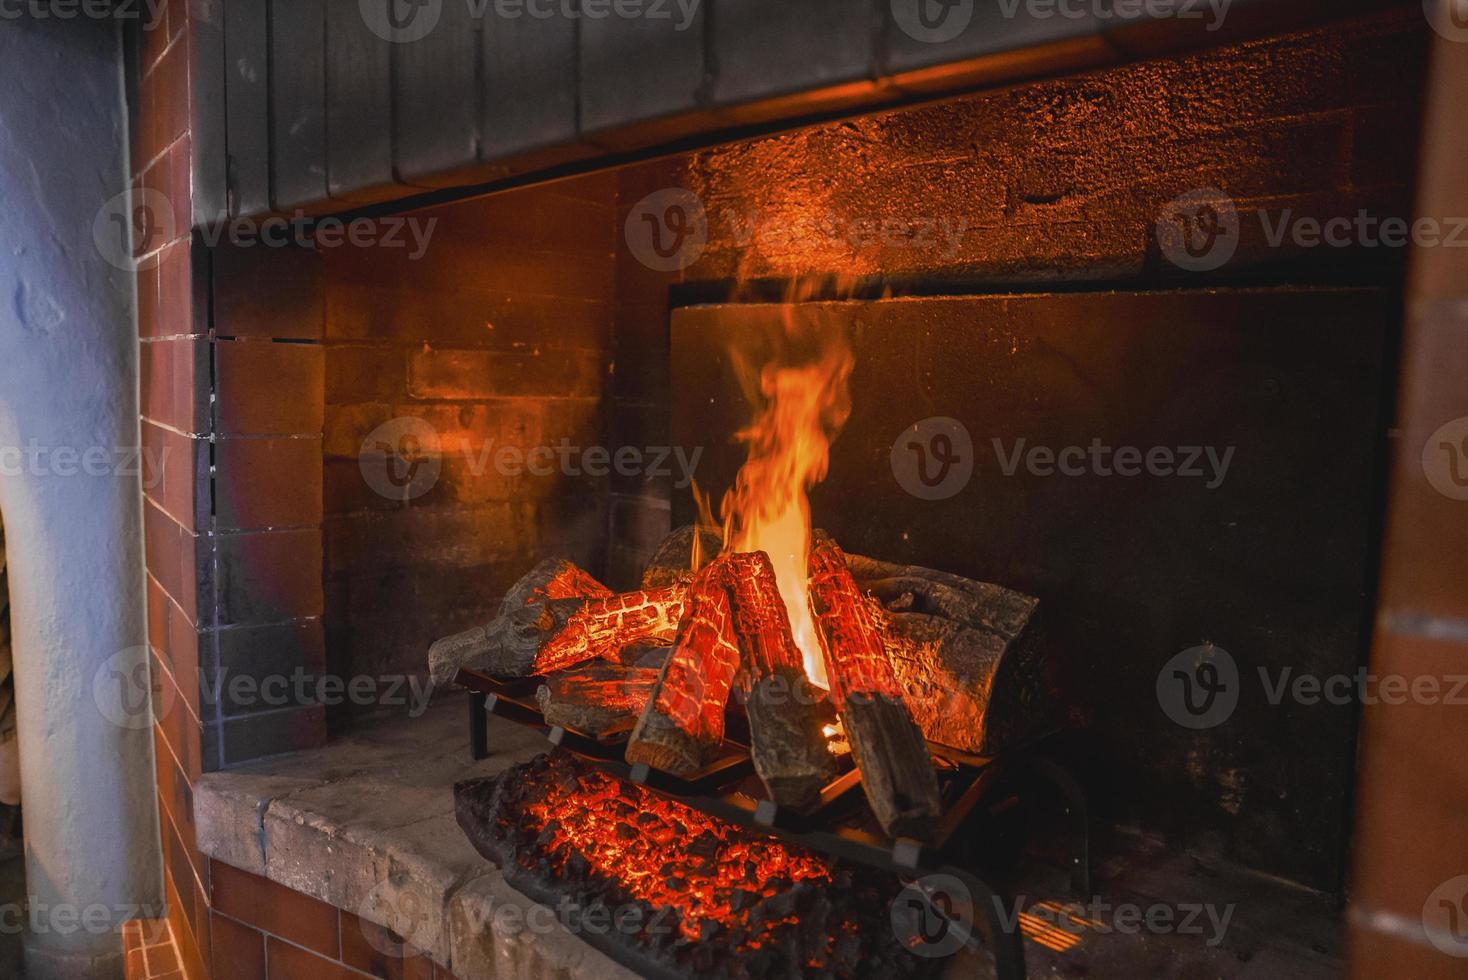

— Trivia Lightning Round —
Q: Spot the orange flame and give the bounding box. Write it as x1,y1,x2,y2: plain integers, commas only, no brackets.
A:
720,287,854,689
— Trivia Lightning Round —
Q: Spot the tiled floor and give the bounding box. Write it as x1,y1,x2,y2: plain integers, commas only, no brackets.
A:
123,917,183,980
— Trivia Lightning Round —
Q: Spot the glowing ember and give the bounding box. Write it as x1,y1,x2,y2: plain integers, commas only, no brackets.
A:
533,585,688,675
523,764,832,943
807,538,905,708
720,301,854,689
458,751,941,977
649,560,741,742
536,565,611,602
722,552,810,680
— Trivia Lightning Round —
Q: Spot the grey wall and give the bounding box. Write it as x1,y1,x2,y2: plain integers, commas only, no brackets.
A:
0,18,162,980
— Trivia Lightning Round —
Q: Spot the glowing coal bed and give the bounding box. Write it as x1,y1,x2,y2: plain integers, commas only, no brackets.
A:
455,750,952,979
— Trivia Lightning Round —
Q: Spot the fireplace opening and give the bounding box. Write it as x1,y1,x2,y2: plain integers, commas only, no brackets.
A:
194,6,1430,978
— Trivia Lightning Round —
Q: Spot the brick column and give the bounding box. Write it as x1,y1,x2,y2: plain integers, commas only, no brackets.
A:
133,4,328,978
1349,23,1468,979
203,244,327,766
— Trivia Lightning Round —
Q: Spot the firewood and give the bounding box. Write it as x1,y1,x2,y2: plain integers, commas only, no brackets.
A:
626,558,742,775
843,553,1037,637
643,528,1047,756
532,585,689,675
535,662,662,736
641,524,722,589
427,559,610,685
849,555,1046,755
724,552,836,812
808,538,941,839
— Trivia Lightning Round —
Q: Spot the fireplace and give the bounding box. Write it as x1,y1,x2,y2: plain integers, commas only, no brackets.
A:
357,12,1408,972
129,1,1468,978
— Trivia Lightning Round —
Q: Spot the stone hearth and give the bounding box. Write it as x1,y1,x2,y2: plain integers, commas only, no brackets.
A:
193,695,635,980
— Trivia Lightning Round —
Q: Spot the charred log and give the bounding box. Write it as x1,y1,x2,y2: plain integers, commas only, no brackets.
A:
643,528,1048,756
808,538,941,840
428,559,610,686
843,553,1037,638
724,552,836,812
626,558,741,775
535,662,662,737
881,612,1046,756
641,524,722,589
454,750,944,980
852,555,1045,755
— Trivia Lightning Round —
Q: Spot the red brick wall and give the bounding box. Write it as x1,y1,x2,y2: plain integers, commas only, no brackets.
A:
131,1,212,975
318,175,620,719
132,4,333,975
205,861,460,980
604,163,684,588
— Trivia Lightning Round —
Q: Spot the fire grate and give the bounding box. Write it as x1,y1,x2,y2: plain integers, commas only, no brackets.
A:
455,665,1093,980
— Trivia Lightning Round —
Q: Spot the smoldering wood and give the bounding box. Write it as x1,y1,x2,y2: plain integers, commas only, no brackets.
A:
626,558,741,776
640,524,722,589
455,751,945,979
427,558,608,686
535,662,662,736
531,585,689,675
807,538,941,839
644,527,1047,756
724,552,836,813
851,555,1045,755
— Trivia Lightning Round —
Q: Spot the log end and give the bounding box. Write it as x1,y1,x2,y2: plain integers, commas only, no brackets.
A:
625,711,712,776
744,674,837,813
843,694,943,841
641,525,724,589
428,625,491,689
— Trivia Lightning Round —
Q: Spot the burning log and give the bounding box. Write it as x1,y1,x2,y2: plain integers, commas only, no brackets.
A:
723,552,836,812
429,558,691,685
532,585,688,675
626,558,741,775
628,551,835,808
640,524,721,589
808,538,941,840
640,528,1048,755
428,559,610,686
535,662,662,737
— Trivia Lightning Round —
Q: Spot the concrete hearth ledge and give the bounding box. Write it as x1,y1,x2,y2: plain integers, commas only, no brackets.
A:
194,694,637,980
